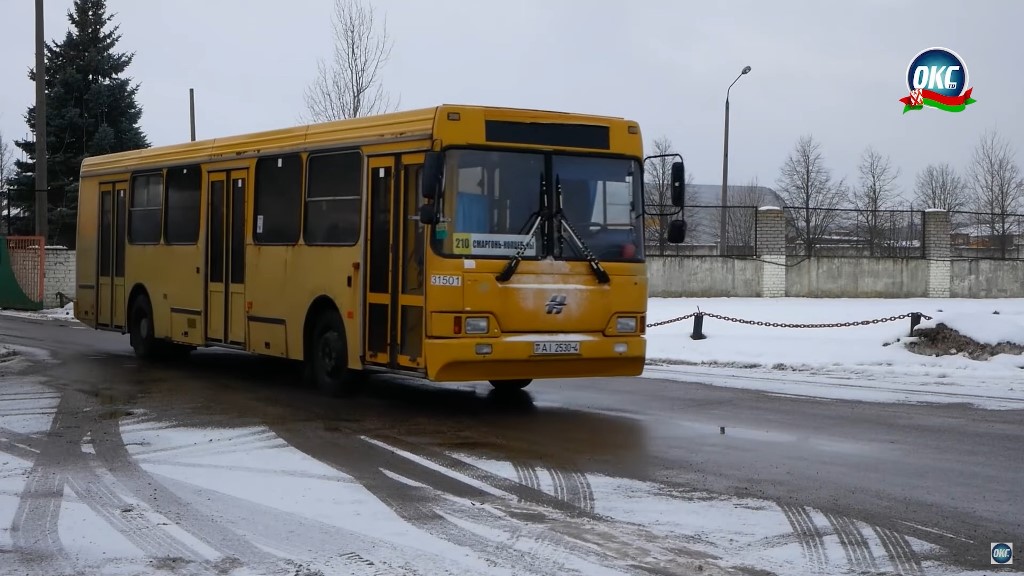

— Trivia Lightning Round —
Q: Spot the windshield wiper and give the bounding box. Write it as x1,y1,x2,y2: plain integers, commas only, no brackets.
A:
554,175,610,284
496,173,548,282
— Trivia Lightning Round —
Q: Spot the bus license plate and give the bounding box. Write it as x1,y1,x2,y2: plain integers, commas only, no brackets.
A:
533,341,580,355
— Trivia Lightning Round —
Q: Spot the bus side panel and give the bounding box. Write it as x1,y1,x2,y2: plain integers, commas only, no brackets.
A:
161,165,210,347
163,246,206,346
75,176,99,327
245,245,292,357
125,244,174,338
276,245,364,366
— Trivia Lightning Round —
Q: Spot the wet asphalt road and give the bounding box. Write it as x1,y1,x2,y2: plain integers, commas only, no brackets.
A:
1,314,1021,575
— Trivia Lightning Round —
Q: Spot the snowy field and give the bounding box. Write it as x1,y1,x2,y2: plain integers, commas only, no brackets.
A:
643,297,1024,410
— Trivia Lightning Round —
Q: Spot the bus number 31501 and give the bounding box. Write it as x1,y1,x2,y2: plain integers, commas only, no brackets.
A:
430,274,462,287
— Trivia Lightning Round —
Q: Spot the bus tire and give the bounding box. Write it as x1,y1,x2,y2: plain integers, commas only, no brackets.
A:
310,310,359,396
129,295,160,361
489,379,532,391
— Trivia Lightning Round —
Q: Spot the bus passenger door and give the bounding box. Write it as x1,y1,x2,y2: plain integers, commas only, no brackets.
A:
364,157,394,366
205,170,248,346
97,181,127,330
396,154,426,370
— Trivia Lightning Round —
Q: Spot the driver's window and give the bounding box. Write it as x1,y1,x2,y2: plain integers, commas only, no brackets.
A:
591,181,632,226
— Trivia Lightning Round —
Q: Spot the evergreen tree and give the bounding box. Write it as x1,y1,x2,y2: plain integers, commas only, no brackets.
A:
8,0,148,247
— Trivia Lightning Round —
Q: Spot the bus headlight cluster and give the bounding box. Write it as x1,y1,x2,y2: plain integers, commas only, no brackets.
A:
465,317,489,334
616,317,637,333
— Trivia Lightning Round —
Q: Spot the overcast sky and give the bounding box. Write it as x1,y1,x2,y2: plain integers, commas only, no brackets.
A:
2,0,1021,205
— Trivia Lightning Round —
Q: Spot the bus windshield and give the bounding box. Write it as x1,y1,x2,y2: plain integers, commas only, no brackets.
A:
435,149,644,262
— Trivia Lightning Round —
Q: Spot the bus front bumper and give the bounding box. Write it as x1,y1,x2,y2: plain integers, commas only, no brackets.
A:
422,334,646,382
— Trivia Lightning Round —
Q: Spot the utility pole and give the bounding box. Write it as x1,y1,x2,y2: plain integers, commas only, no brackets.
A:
189,88,196,141
34,0,48,242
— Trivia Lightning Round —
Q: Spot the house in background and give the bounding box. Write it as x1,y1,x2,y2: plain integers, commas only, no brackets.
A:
1,204,29,236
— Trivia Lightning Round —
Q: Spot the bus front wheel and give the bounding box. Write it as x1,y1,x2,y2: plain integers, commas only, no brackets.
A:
489,379,532,391
310,311,360,396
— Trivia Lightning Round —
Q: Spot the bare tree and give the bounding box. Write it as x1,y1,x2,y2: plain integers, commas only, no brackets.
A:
850,146,900,255
775,135,848,256
913,162,968,211
725,177,772,252
966,130,1024,258
303,0,398,122
643,136,694,255
0,130,14,234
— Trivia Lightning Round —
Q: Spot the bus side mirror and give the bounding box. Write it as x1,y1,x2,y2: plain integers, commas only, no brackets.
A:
667,219,687,244
419,203,437,225
670,161,685,207
422,152,443,199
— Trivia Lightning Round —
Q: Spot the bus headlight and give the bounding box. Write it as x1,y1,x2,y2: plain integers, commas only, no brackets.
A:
465,317,489,334
616,317,637,333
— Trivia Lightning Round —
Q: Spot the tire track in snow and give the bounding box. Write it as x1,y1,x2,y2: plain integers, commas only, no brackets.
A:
0,426,42,461
823,511,878,573
89,411,284,572
147,468,482,576
8,392,76,563
272,427,593,576
4,391,229,572
872,524,924,575
778,504,828,570
374,435,600,519
360,436,721,574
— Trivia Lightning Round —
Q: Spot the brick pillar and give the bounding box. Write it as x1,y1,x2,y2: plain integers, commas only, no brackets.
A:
756,206,787,297
924,209,951,298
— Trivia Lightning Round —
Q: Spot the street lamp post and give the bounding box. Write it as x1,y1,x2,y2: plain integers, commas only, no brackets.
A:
719,65,751,256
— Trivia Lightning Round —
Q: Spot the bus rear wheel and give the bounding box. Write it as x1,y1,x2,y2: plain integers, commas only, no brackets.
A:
129,295,191,362
129,296,160,360
489,379,532,391
309,311,360,396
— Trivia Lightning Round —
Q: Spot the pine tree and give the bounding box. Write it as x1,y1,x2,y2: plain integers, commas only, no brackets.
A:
8,0,148,247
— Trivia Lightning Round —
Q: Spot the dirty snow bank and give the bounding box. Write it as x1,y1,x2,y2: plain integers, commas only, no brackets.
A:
0,301,77,322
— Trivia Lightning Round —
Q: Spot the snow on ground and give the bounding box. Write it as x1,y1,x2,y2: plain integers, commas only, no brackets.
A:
0,388,984,576
456,453,990,576
644,297,1024,410
0,302,77,322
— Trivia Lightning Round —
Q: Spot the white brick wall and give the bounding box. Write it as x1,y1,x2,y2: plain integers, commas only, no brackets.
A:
923,210,951,298
927,260,951,298
761,255,786,297
43,247,76,309
756,208,787,297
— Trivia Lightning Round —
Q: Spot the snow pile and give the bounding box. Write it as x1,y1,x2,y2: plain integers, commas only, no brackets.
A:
0,344,14,360
0,302,77,322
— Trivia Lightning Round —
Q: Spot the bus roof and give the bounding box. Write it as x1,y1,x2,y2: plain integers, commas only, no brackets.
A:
79,104,638,177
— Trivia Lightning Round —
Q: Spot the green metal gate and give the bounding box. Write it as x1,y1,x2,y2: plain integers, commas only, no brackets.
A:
0,236,45,311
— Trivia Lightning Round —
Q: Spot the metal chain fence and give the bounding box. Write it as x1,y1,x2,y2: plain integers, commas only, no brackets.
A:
646,310,934,337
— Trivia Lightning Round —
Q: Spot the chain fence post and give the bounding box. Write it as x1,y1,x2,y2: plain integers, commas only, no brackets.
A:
910,312,922,336
690,313,706,340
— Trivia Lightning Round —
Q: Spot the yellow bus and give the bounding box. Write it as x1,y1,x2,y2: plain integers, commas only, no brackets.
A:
74,105,685,394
